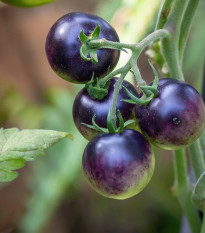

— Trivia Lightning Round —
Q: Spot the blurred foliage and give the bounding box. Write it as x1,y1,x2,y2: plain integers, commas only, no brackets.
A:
0,85,181,233
97,0,161,82
183,0,205,92
0,87,42,129
95,0,123,22
19,87,87,233
0,0,56,8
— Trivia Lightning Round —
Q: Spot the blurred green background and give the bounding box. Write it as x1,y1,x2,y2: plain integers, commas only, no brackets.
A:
0,0,204,232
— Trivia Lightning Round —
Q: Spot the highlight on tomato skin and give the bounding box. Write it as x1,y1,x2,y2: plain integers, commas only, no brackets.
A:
82,129,155,200
45,12,120,84
72,77,139,141
135,78,205,150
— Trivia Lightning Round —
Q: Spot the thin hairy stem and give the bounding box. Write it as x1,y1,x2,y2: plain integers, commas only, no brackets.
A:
173,149,201,233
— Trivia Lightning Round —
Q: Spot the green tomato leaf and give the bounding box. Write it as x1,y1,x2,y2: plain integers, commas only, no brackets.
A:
0,159,25,182
1,0,56,7
0,128,72,182
192,170,205,207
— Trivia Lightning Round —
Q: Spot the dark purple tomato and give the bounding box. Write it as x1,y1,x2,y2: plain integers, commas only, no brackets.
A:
45,12,120,84
72,78,139,140
82,129,155,199
135,78,205,150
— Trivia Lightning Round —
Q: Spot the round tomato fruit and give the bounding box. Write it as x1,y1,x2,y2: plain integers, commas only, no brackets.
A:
82,129,155,200
72,78,138,140
135,78,205,150
45,12,120,83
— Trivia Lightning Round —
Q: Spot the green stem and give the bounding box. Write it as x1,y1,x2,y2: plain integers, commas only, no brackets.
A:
160,0,188,80
173,149,201,233
89,29,169,52
201,207,205,233
98,66,126,86
166,0,188,28
161,34,184,80
96,30,169,87
179,0,200,63
188,139,205,180
110,62,131,129
159,2,204,231
135,29,170,50
155,0,173,30
130,55,146,86
88,38,136,51
105,30,170,127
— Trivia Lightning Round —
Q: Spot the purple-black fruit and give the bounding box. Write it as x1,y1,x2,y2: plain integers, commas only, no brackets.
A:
135,78,205,150
82,129,155,200
72,78,138,140
45,12,120,83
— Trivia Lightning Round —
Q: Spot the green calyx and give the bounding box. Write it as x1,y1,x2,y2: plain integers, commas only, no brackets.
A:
82,109,136,134
85,75,110,100
79,24,101,64
79,24,127,65
121,60,159,106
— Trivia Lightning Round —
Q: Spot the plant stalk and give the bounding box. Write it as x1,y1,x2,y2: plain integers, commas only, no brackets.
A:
188,139,205,180
179,0,200,63
173,149,201,233
158,0,203,232
160,0,188,80
155,0,173,30
201,206,205,233
88,29,169,53
109,62,131,129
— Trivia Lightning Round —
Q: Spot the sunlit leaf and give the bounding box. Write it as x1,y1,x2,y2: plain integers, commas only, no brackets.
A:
0,128,72,182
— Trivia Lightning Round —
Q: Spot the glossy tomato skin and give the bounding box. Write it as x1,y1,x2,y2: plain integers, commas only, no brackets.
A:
82,129,155,200
135,78,205,150
72,78,139,140
45,12,120,83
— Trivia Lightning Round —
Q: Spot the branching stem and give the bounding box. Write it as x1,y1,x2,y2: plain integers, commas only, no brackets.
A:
88,29,169,128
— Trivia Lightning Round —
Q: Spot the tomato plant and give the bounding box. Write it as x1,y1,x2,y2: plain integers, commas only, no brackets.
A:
43,6,204,231
1,1,205,233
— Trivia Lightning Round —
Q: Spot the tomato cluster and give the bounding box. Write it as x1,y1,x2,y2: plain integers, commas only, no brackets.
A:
46,12,205,199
